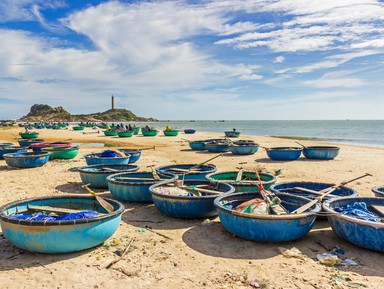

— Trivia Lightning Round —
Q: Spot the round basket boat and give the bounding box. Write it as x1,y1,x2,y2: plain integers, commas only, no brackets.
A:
84,153,131,166
229,142,259,155
107,171,177,203
205,140,232,153
0,195,124,253
163,130,179,136
72,126,85,131
303,146,340,160
78,164,140,189
17,138,45,147
266,147,302,161
19,132,39,139
30,141,72,152
3,151,51,168
117,131,133,138
133,127,140,135
117,148,142,163
42,145,80,160
206,171,276,192
104,130,118,136
0,147,28,160
214,192,321,242
141,128,158,136
0,142,14,149
149,179,235,219
224,131,241,138
372,186,384,197
184,129,196,134
156,163,217,180
323,197,384,252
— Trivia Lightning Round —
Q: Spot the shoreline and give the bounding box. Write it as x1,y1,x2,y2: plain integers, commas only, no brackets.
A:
0,126,383,289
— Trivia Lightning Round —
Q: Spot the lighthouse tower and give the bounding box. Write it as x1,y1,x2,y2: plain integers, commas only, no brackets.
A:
111,96,115,110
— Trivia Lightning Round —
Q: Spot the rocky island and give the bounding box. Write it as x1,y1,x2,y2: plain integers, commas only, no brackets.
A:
18,104,158,122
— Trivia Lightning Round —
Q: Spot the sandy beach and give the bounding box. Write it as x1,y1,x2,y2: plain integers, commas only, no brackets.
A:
0,126,383,289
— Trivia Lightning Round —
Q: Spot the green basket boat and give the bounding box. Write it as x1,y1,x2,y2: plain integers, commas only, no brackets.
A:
133,127,140,135
104,131,118,137
42,145,80,160
163,130,179,136
141,129,158,137
98,125,109,129
19,132,39,139
73,126,85,131
117,131,133,138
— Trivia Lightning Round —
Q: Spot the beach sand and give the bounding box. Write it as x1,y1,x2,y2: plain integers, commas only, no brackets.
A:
0,126,383,289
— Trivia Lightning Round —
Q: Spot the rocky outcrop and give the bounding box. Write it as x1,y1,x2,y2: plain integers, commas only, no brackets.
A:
18,104,157,122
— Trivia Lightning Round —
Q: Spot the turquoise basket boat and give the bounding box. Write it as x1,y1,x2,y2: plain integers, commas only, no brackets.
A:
214,192,321,242
0,195,124,253
19,132,39,139
206,171,276,192
0,147,28,160
42,145,80,160
163,130,179,136
141,128,158,136
78,164,140,189
104,130,118,136
107,171,177,203
3,151,51,168
117,131,133,138
156,164,217,180
73,126,85,131
84,153,131,166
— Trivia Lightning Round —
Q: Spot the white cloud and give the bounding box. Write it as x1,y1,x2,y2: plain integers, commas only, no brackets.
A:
273,56,285,63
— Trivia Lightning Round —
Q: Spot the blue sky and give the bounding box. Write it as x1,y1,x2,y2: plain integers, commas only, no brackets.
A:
1,0,384,120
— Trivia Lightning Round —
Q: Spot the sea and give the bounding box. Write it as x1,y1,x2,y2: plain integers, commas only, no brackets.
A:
122,120,384,148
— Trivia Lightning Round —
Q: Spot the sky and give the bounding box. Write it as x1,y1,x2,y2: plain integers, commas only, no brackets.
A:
1,0,384,120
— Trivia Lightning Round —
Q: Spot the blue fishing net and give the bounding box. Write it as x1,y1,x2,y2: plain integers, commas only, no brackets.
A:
100,150,121,158
334,202,382,222
11,210,99,221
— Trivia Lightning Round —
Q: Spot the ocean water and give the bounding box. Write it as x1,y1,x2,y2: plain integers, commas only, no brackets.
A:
124,120,384,147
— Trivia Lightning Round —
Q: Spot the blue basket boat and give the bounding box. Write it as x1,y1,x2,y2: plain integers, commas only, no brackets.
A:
224,131,241,138
107,171,177,203
214,192,321,242
0,147,28,160
17,138,45,147
303,146,340,160
84,153,131,166
149,179,235,219
117,148,142,163
206,171,276,193
0,142,14,149
372,186,384,197
188,139,226,151
0,195,124,253
266,147,302,161
184,129,196,134
156,163,217,180
78,164,140,189
205,140,232,153
323,197,384,252
3,151,50,168
229,141,259,155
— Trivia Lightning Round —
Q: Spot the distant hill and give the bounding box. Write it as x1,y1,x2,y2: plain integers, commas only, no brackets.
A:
19,104,157,122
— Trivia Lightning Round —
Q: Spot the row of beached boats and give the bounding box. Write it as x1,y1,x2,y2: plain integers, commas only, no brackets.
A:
0,142,383,255
187,138,340,160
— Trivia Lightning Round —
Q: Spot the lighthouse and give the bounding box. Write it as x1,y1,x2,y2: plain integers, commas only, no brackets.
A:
111,95,115,110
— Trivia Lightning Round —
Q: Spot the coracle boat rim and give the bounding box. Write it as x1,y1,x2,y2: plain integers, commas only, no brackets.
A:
268,147,303,151
3,152,51,158
0,195,124,226
214,192,321,220
149,179,233,200
322,196,384,229
304,146,340,150
107,171,177,185
77,164,140,174
206,171,276,186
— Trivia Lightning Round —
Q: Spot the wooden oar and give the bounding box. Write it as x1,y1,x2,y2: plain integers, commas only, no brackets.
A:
27,205,81,214
236,162,247,182
292,173,372,214
100,167,120,172
141,146,156,151
82,184,114,213
189,153,224,171
182,186,222,195
259,146,270,151
255,171,288,215
147,165,161,180
295,141,308,149
290,187,339,198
